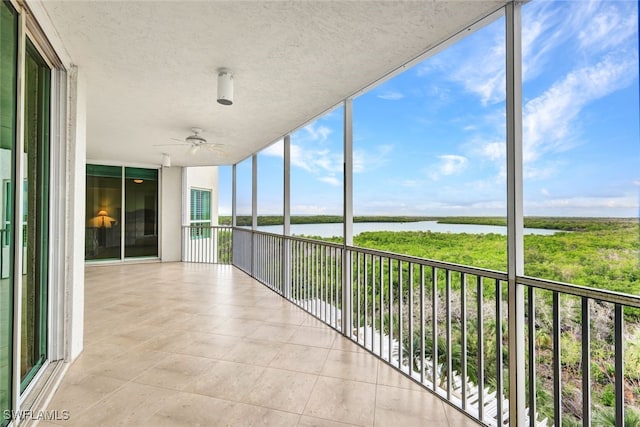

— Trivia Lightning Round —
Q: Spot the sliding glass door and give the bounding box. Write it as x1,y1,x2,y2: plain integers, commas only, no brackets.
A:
86,165,122,260
0,1,18,421
21,39,51,390
86,165,158,261
124,168,158,258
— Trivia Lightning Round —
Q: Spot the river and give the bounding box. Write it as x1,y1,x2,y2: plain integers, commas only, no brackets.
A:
254,220,560,238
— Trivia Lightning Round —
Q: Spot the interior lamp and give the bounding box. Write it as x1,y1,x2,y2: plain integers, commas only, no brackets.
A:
217,69,233,105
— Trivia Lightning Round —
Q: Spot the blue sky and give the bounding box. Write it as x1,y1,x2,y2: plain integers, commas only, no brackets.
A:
221,0,639,218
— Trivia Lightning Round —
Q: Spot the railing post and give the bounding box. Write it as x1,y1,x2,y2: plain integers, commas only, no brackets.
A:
506,1,526,425
342,98,353,337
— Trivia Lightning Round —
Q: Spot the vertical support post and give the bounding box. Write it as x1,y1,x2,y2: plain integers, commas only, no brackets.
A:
251,154,257,276
12,10,26,418
506,2,526,425
528,287,537,426
231,164,237,227
342,99,353,337
581,298,591,427
553,292,562,425
614,304,624,426
283,136,291,299
231,163,237,266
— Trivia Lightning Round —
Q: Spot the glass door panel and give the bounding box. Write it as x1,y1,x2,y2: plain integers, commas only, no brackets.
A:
85,165,122,260
124,167,158,258
21,39,51,390
0,1,18,421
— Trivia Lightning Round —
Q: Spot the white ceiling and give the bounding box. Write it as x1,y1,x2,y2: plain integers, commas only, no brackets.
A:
37,0,507,167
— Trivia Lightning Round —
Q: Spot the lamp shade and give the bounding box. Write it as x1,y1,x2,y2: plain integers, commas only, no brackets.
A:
217,70,233,105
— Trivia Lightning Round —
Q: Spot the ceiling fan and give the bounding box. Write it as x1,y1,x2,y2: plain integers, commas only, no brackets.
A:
155,128,225,155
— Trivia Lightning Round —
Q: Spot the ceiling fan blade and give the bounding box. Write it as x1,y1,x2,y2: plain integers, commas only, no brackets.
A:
152,143,187,147
204,144,225,154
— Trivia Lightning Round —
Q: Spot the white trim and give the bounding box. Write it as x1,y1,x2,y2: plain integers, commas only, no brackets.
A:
231,164,237,227
18,0,72,67
251,155,257,230
158,166,163,260
12,10,27,417
47,67,68,363
283,136,290,237
86,159,162,170
120,166,125,260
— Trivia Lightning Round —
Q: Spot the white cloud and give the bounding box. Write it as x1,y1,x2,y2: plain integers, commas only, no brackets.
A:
260,139,284,157
290,144,342,174
429,155,468,180
526,195,638,210
318,176,341,187
541,188,550,197
401,180,421,188
291,204,334,214
478,141,504,161
633,180,640,187
523,54,637,164
377,91,405,101
303,122,332,142
577,1,637,52
353,144,393,173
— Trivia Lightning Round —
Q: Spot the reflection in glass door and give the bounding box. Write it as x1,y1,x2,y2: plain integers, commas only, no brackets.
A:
21,39,51,390
0,1,18,421
124,168,158,258
85,165,122,260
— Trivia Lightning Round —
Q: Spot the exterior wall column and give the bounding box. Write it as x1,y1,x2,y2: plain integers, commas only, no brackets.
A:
342,99,353,337
506,2,526,425
283,136,291,299
251,154,258,275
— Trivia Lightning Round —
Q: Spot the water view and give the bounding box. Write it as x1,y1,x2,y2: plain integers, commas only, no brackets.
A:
256,220,560,237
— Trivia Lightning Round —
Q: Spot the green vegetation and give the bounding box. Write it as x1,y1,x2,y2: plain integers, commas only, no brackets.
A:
287,216,639,425
363,219,638,425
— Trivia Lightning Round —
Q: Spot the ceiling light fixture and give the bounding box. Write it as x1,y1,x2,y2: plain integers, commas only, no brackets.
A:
133,179,144,184
162,153,171,168
217,69,233,105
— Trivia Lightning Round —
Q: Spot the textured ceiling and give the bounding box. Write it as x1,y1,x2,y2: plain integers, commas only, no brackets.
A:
36,0,506,167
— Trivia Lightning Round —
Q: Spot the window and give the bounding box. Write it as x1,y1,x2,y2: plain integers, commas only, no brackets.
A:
190,188,211,238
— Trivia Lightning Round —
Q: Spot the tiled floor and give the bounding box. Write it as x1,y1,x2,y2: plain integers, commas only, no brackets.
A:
42,262,479,426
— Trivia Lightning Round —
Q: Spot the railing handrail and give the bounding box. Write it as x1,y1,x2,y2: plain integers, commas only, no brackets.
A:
519,275,640,308
233,227,640,308
182,224,233,228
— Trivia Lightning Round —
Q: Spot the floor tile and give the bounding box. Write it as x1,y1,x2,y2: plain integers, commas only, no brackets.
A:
268,343,330,374
304,376,376,426
183,359,264,401
132,353,217,390
144,392,235,426
243,367,318,413
374,384,448,426
42,263,477,427
321,349,378,383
